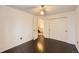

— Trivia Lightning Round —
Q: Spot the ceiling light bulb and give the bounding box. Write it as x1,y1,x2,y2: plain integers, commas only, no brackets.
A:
40,10,44,15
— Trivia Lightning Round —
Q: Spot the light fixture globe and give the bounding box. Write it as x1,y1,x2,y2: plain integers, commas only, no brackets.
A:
40,10,44,15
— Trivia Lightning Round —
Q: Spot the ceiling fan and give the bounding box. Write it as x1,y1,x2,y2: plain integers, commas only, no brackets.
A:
40,5,46,15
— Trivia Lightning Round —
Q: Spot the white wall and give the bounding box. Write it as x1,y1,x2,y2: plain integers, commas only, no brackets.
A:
0,6,34,52
75,6,79,51
44,11,76,44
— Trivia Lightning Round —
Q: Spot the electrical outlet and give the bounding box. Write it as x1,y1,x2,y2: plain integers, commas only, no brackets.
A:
77,41,79,44
20,37,22,40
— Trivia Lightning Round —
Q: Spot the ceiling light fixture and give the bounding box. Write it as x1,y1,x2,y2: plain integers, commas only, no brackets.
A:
40,10,44,15
40,5,45,15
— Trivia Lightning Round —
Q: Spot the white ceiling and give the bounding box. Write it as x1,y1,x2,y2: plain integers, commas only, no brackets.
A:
8,5,77,16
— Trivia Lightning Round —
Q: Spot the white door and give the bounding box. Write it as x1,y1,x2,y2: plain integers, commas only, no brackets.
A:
49,18,68,42
32,17,38,40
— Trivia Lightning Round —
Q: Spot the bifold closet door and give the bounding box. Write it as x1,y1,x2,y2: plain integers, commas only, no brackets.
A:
49,18,68,42
35,17,69,43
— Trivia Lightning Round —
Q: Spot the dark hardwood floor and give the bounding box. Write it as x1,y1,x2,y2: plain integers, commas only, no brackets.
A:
2,38,78,53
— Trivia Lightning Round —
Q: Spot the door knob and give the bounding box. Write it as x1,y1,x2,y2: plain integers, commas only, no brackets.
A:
33,30,35,31
65,30,67,32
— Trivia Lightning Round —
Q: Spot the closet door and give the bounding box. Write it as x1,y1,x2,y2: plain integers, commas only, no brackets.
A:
44,20,50,38
49,18,68,42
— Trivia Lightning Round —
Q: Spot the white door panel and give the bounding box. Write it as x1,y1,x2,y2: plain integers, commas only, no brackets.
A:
49,19,68,42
